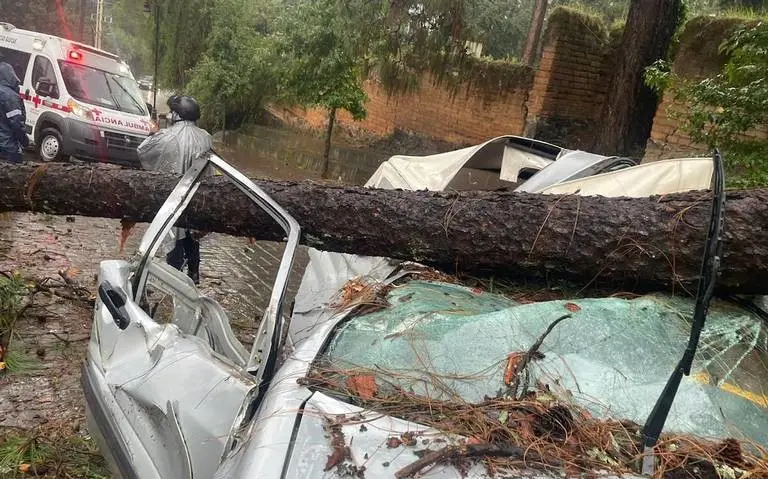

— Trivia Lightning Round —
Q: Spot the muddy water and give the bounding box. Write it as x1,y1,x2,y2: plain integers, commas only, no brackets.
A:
213,125,391,185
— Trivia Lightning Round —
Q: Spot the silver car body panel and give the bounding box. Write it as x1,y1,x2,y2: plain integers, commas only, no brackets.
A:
214,249,401,478
513,150,619,193
86,151,300,478
214,250,654,478
87,259,258,479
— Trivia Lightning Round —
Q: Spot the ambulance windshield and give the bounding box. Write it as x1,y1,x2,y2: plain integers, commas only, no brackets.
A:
58,60,148,116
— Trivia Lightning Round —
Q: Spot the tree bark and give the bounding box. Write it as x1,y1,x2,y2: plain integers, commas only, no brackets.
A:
521,0,548,66
0,163,766,294
594,0,682,157
322,107,336,180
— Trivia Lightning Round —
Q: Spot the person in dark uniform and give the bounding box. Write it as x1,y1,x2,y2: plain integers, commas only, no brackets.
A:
0,62,28,164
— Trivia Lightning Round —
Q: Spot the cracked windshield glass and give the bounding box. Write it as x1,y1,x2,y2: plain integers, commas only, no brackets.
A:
0,0,767,478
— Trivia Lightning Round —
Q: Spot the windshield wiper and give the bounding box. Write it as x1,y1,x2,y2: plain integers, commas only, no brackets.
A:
110,74,146,115
102,73,123,112
640,149,726,475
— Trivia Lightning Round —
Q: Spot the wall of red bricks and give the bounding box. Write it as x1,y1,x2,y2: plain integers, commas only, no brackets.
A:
275,76,532,146
644,17,768,161
274,11,767,163
275,8,614,150
524,10,615,149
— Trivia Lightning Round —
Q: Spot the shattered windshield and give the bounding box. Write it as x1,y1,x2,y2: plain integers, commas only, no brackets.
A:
58,60,148,116
309,281,768,449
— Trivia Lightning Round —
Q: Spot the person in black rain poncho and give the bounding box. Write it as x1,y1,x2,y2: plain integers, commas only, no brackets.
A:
137,95,213,284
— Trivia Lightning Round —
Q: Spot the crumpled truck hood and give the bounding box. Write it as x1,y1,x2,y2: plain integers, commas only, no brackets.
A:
281,391,638,479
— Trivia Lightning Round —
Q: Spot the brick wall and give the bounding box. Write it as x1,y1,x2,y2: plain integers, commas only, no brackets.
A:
275,7,615,150
275,74,532,146
524,8,614,150
644,16,768,161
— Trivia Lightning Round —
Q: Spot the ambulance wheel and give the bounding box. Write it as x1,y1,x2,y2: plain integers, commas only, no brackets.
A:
38,128,64,162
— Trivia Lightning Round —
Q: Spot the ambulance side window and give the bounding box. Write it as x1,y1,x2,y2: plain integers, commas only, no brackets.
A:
0,47,31,84
32,56,59,99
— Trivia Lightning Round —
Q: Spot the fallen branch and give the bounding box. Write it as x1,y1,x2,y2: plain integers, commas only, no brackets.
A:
509,313,571,399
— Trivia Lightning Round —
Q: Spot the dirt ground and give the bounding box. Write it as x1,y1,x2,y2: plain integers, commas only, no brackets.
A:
0,210,308,478
0,213,124,478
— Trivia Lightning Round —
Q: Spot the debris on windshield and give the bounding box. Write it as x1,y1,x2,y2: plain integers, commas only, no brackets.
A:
395,441,552,478
303,276,768,478
331,276,393,316
323,418,349,471
307,369,768,479
401,263,460,284
386,437,403,448
346,374,377,400
323,417,365,477
505,313,570,400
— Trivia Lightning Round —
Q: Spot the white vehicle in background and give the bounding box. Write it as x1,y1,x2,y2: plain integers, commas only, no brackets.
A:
366,135,715,196
0,22,154,165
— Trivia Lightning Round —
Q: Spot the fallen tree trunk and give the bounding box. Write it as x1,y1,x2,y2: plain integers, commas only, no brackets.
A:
1,163,767,294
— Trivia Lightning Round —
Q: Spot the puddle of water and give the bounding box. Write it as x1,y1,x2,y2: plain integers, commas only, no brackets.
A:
213,125,391,185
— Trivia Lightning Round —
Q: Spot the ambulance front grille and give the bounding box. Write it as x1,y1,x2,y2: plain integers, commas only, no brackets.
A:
103,131,144,150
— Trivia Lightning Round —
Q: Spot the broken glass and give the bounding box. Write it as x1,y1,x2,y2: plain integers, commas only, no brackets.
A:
321,281,768,447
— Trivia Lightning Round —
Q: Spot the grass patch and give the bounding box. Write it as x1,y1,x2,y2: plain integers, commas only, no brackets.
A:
714,7,768,21
0,432,109,478
0,273,27,334
1,273,29,373
2,349,41,375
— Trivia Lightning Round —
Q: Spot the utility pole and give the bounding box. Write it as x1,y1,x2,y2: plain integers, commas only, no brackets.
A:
143,0,160,120
79,0,86,43
94,0,104,49
153,1,160,120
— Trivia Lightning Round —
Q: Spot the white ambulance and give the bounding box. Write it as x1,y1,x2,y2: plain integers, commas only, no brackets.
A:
0,22,155,165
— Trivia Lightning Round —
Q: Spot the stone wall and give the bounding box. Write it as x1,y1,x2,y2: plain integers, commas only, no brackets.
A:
276,10,766,159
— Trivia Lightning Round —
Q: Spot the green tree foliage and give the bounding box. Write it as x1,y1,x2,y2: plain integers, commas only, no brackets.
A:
104,0,153,75
186,0,278,129
277,0,366,120
276,0,367,174
465,0,533,59
646,22,768,187
155,0,215,89
720,0,765,10
0,0,82,39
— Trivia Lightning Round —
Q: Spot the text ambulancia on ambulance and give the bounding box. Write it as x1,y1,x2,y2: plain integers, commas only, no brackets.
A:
0,21,155,165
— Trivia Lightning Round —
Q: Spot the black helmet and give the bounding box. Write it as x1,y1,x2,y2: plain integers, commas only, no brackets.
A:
167,94,201,122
